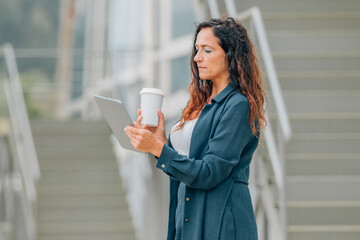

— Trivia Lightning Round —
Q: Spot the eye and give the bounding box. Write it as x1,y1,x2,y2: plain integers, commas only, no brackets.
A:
195,48,199,53
204,48,212,53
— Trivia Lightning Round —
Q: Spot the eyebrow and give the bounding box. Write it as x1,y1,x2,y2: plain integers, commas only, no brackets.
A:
195,44,214,48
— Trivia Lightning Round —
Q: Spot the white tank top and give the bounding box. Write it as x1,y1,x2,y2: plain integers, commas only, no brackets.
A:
170,118,198,157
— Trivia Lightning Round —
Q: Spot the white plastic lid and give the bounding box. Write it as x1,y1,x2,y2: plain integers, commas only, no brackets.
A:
140,88,165,96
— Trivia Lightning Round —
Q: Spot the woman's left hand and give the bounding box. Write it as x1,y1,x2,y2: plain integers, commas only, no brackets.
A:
124,122,164,157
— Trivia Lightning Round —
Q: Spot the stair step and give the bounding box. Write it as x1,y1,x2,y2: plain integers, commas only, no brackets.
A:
287,154,360,176
37,221,135,234
39,170,120,184
286,133,360,154
271,70,360,91
264,12,360,30
267,91,360,113
38,156,117,162
277,75,360,91
270,52,360,72
39,160,117,171
267,30,360,52
235,0,360,13
287,201,360,207
38,195,127,209
286,176,360,201
37,147,115,160
287,206,360,225
38,208,131,222
34,135,112,147
38,184,125,196
38,234,137,240
269,113,360,134
288,227,360,240
31,121,110,136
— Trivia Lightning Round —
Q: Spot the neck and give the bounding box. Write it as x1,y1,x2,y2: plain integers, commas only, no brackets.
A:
211,80,229,98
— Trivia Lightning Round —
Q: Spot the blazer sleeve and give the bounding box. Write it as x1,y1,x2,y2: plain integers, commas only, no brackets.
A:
156,99,253,190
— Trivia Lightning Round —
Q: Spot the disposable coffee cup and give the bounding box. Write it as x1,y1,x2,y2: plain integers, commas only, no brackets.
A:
140,88,165,127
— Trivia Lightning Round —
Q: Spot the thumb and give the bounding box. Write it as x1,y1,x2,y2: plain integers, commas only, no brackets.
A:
158,110,165,125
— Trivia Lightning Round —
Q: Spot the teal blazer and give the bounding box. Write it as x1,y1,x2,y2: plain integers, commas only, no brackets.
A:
156,83,259,240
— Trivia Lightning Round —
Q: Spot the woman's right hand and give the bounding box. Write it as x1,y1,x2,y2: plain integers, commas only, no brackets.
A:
137,108,168,145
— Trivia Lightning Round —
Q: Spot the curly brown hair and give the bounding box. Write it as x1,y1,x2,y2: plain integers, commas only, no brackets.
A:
176,17,267,138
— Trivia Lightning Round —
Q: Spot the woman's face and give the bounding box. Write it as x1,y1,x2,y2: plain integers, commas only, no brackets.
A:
194,27,229,84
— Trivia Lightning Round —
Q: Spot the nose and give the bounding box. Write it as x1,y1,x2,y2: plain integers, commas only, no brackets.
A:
194,51,202,62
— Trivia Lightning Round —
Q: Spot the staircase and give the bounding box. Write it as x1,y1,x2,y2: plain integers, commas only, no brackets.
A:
31,120,137,240
235,0,360,239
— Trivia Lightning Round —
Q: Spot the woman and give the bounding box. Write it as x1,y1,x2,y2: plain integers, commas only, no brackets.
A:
125,17,266,240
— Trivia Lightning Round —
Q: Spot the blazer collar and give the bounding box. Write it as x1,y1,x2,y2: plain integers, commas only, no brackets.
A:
211,83,236,103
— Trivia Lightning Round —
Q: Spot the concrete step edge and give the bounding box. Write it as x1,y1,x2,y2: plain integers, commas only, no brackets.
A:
38,156,116,161
38,183,126,189
38,165,118,170
38,158,117,162
290,133,360,140
269,112,360,119
37,186,126,196
286,153,360,160
31,120,107,125
37,181,123,187
37,221,135,233
38,208,131,214
38,194,126,201
38,205,129,211
287,175,360,183
38,168,118,173
276,70,360,78
37,220,133,225
37,221,135,226
274,90,360,97
35,145,113,149
287,201,360,208
288,225,360,232
263,11,360,19
272,51,360,58
268,29,360,36
37,234,137,240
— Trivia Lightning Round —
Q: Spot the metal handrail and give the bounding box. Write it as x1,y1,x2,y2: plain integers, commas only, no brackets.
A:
2,43,40,199
1,43,39,240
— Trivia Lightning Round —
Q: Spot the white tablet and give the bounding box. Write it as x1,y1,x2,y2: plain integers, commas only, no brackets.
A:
94,95,142,153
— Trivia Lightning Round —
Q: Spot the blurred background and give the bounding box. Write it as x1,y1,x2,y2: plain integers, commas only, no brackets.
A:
0,0,360,240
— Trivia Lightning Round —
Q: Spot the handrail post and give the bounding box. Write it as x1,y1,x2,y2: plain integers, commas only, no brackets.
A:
278,117,288,240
